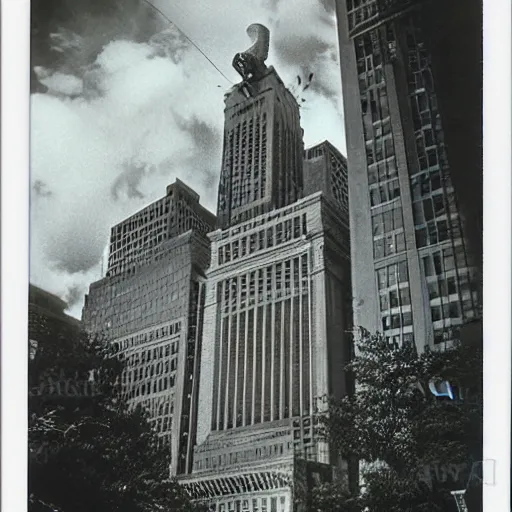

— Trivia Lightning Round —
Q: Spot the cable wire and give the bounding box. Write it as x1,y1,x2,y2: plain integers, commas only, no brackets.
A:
140,0,234,84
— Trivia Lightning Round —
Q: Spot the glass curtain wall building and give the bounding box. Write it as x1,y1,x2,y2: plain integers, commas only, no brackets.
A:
335,0,482,350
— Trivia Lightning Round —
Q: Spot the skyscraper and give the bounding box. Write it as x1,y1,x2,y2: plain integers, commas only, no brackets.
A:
334,0,482,350
217,24,304,229
82,178,215,475
180,25,353,512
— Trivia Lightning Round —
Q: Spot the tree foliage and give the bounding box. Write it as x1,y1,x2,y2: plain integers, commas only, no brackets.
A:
28,330,205,512
316,328,483,512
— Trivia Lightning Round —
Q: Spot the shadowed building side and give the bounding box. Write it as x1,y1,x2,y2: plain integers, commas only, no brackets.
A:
82,180,216,476
29,284,82,359
334,0,482,351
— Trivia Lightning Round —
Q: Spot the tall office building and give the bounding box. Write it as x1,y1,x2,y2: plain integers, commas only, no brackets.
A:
217,24,304,229
82,179,215,475
334,0,482,350
180,25,353,512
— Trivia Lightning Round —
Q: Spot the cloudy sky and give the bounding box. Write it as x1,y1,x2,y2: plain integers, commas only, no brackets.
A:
30,0,346,318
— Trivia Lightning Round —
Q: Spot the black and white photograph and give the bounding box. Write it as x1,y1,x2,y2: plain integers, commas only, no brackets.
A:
1,0,510,511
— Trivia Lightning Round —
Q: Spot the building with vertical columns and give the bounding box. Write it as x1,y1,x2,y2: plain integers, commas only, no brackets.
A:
181,193,352,512
82,179,215,476
334,0,482,351
179,24,353,512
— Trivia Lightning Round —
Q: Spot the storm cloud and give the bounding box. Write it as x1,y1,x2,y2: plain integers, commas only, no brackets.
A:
30,0,346,318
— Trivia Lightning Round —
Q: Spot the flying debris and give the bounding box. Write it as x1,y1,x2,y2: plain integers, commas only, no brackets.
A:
290,70,315,107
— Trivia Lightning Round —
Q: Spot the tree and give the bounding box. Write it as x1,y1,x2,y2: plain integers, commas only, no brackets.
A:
316,327,483,512
28,330,206,512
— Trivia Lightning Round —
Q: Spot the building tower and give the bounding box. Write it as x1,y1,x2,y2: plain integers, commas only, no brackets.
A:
82,179,216,475
303,140,349,216
334,0,482,350
180,26,353,512
217,24,304,229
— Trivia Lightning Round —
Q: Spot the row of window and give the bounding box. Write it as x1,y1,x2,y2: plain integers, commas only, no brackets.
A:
139,395,173,418
123,356,178,379
377,261,409,290
372,205,404,236
197,443,287,472
423,243,469,275
215,495,287,512
362,87,390,129
112,198,168,235
150,415,172,434
379,284,411,312
368,155,397,186
410,169,443,200
221,202,307,240
415,218,457,248
124,375,175,399
382,311,413,332
217,214,307,265
112,322,182,352
220,255,310,313
431,301,463,325
412,193,452,226
374,231,406,259
369,178,400,207
229,97,265,120
386,332,415,349
112,215,167,243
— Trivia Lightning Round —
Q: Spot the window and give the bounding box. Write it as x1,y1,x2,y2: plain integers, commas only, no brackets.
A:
266,228,274,248
438,220,448,242
433,194,444,215
433,253,443,275
374,238,385,259
388,265,397,286
416,227,427,248
377,268,387,289
447,276,457,295
372,214,383,236
428,281,439,299
449,301,460,318
398,261,408,282
400,287,411,305
396,233,406,252
431,306,442,321
443,248,455,271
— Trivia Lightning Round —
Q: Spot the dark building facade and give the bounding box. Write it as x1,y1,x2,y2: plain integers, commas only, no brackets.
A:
29,284,81,360
335,0,482,350
180,25,353,512
82,179,216,475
